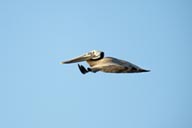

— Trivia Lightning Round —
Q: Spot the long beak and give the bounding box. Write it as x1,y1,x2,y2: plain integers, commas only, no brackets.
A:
60,53,92,64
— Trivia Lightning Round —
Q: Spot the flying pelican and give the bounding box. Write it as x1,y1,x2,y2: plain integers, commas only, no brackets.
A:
60,50,150,74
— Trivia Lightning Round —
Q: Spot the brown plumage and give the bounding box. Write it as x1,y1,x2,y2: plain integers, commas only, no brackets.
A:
60,50,150,74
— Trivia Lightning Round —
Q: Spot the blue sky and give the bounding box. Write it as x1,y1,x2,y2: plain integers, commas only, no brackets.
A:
0,0,192,128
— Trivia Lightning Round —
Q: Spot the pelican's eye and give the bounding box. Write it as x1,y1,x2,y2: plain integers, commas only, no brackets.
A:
91,51,96,56
86,52,94,57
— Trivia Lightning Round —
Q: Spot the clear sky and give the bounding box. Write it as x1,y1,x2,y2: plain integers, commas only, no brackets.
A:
0,0,192,128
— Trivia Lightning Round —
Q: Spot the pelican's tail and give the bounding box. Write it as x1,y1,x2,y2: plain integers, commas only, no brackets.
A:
139,69,150,72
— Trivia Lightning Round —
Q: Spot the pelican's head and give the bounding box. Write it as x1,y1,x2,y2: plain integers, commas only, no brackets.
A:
60,50,104,64
89,50,104,60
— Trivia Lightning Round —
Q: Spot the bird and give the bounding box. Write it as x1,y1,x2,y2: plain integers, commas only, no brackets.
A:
60,50,150,74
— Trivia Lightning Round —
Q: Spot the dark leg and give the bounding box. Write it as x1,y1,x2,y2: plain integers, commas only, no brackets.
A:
78,64,90,74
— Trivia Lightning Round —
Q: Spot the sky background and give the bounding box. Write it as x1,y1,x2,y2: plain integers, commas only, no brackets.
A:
0,0,192,128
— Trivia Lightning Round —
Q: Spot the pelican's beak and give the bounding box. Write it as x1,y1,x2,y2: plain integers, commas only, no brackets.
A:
60,53,92,64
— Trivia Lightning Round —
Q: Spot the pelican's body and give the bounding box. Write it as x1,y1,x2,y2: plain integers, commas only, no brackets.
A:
86,57,147,73
60,50,150,74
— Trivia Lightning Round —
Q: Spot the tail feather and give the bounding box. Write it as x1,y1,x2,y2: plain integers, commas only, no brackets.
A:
139,69,150,72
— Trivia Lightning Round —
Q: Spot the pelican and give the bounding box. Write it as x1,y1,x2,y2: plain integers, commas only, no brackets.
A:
60,50,150,74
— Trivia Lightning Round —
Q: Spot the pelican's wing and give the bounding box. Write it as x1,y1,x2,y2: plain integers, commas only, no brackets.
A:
91,64,128,73
91,62,149,73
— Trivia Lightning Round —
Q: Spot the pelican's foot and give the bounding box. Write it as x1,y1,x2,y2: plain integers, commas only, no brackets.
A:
78,64,89,74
